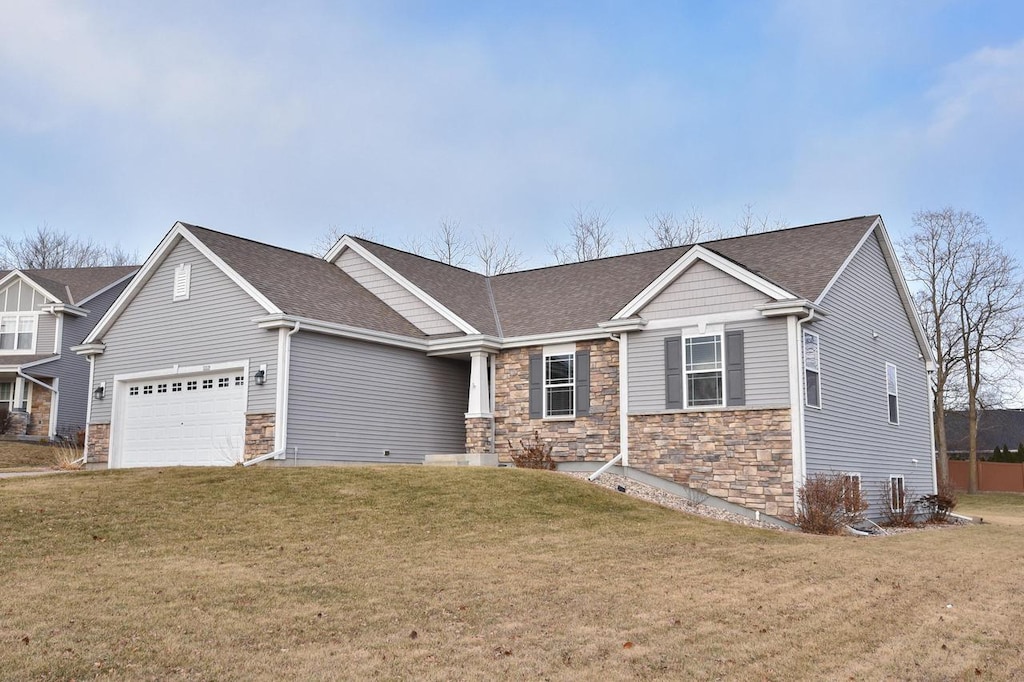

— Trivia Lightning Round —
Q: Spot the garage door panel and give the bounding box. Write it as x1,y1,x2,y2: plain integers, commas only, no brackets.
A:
118,370,247,467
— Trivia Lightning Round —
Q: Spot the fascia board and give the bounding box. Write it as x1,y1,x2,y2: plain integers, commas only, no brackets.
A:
613,245,796,320
331,238,480,335
84,223,281,344
76,271,139,307
253,314,429,352
0,270,62,304
871,218,937,366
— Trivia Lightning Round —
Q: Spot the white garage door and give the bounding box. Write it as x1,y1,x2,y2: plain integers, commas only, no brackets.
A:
118,371,247,467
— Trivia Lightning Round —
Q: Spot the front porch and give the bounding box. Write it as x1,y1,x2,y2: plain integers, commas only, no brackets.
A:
0,374,54,439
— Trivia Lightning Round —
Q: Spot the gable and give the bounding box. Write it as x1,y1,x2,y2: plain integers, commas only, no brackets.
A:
0,277,55,312
639,260,773,320
334,247,462,336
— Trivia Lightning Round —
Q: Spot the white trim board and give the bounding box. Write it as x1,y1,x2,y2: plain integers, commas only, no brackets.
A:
84,223,282,345
327,237,479,335
613,245,797,320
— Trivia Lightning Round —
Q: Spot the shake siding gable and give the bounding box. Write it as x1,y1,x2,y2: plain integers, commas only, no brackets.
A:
639,259,771,320
803,232,933,508
89,239,279,424
335,248,461,336
286,331,469,463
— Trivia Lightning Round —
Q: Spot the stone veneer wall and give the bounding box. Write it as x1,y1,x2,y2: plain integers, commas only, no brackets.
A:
244,413,276,460
86,423,110,464
629,408,794,517
26,387,53,437
492,339,619,463
465,417,492,454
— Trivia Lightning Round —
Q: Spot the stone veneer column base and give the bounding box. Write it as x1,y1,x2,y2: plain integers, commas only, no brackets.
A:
244,413,276,460
26,387,54,437
464,416,493,454
86,423,110,464
629,408,795,519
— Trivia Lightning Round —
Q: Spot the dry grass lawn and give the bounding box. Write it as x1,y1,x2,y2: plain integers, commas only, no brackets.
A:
0,467,1021,680
0,440,64,471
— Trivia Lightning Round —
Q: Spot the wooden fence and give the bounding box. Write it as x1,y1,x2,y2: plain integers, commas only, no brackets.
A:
950,461,1024,493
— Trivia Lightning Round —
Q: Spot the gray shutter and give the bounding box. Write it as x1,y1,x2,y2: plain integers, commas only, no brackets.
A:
726,330,745,406
528,353,543,418
575,350,590,417
665,337,683,409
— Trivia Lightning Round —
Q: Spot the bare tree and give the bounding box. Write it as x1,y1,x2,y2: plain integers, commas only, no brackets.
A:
900,209,984,486
901,208,1024,493
474,229,523,275
425,218,472,267
734,203,786,235
956,235,1024,493
1,224,137,269
643,209,720,249
548,205,616,264
310,225,381,257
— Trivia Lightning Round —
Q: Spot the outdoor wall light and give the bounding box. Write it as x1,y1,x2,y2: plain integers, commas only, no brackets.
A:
254,366,267,386
93,383,105,400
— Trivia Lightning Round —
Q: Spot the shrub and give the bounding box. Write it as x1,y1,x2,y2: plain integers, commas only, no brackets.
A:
508,432,555,470
879,481,920,528
0,407,11,435
917,478,958,523
796,473,867,535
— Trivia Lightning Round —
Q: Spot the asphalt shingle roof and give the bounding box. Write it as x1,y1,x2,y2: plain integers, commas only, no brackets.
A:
0,266,138,305
176,216,880,340
184,226,426,338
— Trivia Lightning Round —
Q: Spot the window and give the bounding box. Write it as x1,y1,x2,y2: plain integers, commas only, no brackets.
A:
187,380,197,391
0,314,35,351
544,352,575,417
684,334,723,407
889,475,906,513
841,473,861,514
234,376,245,386
129,386,139,396
886,363,899,424
202,379,213,389
0,382,12,411
803,330,821,408
173,263,192,301
157,384,168,393
218,377,229,388
143,385,153,395
171,382,182,392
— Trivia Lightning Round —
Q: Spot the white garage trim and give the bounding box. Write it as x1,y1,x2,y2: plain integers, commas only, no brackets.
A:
109,360,251,468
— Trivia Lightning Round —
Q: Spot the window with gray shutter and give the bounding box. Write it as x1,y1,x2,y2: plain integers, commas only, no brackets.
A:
725,330,745,406
665,336,683,409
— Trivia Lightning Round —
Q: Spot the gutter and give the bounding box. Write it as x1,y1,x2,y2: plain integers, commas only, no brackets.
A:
251,321,303,465
17,370,56,394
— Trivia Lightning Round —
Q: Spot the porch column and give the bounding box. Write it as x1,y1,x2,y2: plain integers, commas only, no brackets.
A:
466,351,492,418
12,376,25,412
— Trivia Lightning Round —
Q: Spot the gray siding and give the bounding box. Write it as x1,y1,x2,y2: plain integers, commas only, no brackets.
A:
640,260,771,320
35,314,57,354
803,232,934,512
336,249,461,335
26,279,133,434
286,331,469,463
628,318,789,413
89,238,279,423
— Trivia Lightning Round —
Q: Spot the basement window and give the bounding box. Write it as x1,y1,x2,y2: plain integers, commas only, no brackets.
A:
889,475,906,513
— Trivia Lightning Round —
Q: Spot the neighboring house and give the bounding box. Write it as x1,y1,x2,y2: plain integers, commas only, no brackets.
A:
945,409,1024,459
77,216,935,520
0,266,137,439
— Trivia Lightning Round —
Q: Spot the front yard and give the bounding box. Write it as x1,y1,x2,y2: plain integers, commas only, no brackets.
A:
0,440,69,471
1,467,1021,680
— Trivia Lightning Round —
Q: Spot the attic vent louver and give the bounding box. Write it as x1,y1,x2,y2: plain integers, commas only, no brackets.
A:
173,263,192,301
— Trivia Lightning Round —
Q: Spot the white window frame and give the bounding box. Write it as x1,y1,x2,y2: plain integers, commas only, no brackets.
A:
173,263,192,302
840,472,861,514
683,327,724,408
0,312,38,353
889,474,906,513
543,343,575,419
803,330,821,409
0,381,13,412
886,363,899,425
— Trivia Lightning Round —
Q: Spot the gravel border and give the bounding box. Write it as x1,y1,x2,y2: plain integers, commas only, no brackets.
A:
565,471,970,535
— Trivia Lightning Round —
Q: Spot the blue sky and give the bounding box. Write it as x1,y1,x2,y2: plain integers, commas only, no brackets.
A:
2,0,1023,267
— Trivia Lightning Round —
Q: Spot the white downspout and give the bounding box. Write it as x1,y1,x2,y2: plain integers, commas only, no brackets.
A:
789,309,817,515
248,322,300,467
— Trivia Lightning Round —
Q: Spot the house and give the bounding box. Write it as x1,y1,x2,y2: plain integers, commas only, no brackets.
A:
0,265,137,439
945,409,1024,460
77,215,935,519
